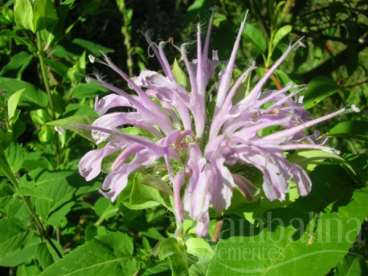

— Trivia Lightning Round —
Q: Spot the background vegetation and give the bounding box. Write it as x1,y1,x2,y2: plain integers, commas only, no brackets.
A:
0,0,367,275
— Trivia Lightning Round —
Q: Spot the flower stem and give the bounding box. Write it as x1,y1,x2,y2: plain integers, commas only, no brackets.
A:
211,219,224,242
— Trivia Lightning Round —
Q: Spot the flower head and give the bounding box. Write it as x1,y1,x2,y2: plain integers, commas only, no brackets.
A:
79,15,351,236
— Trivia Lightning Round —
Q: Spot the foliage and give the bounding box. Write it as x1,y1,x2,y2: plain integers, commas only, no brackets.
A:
0,0,367,275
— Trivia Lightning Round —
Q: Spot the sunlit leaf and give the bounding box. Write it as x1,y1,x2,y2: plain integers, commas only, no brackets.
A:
14,0,35,32
272,25,292,49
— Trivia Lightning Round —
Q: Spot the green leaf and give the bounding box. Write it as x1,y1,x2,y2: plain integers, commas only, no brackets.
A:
272,25,292,49
30,109,50,125
40,239,137,276
0,77,48,107
61,0,76,6
143,262,170,275
72,38,114,56
185,238,213,261
0,150,18,186
14,0,35,32
51,45,78,62
33,171,77,226
4,143,26,173
44,58,68,77
17,264,42,276
173,59,188,89
15,183,53,201
46,114,97,141
97,231,134,256
69,83,107,99
335,254,366,276
38,125,55,143
208,184,368,275
0,218,40,267
8,89,24,122
275,70,292,85
36,242,54,269
329,121,368,140
303,76,339,109
244,24,267,52
213,13,227,27
0,51,33,77
0,30,35,51
94,198,119,226
124,175,167,210
187,0,206,11
159,238,188,275
47,202,75,227
67,52,86,83
288,150,352,172
33,0,58,31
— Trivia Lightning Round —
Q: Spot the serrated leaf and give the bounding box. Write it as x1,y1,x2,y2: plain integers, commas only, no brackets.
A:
40,239,137,276
97,232,134,256
0,218,40,267
4,143,26,174
16,187,52,202
33,171,77,225
94,198,119,226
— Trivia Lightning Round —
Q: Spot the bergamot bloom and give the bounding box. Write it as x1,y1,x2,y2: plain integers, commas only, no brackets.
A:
79,16,353,236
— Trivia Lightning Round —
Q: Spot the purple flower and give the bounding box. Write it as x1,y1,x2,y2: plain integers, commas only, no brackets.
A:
79,15,355,236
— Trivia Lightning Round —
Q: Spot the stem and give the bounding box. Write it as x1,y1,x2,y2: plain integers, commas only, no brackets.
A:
211,219,224,242
23,196,63,258
265,28,283,90
36,33,62,167
36,33,54,116
265,27,274,68
118,0,134,75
